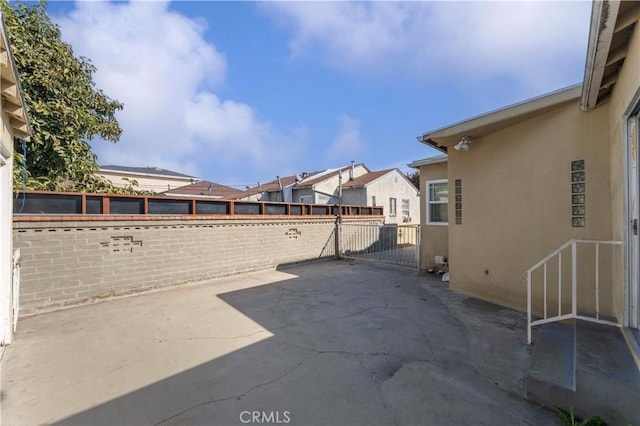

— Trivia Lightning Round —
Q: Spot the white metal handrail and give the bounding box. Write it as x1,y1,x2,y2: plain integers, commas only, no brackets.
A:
526,239,623,344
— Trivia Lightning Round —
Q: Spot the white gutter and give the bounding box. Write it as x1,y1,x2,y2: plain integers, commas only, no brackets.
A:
408,155,448,168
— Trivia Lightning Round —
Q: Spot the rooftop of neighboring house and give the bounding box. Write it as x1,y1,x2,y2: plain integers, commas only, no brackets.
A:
341,169,395,189
231,175,299,199
99,165,198,180
295,164,370,188
161,180,242,199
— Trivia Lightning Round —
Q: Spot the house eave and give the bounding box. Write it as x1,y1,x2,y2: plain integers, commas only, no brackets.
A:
581,1,620,111
98,168,198,181
0,11,31,140
417,85,582,148
581,0,639,111
408,155,448,169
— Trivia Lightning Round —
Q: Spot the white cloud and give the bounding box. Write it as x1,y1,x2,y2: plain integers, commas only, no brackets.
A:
263,1,591,94
326,114,367,162
55,1,302,183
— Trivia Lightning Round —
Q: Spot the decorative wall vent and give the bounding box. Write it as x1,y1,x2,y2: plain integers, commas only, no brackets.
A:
100,236,143,253
454,179,462,225
285,228,302,239
571,160,585,227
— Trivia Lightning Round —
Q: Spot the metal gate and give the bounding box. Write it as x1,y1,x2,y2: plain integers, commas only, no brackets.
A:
338,223,419,269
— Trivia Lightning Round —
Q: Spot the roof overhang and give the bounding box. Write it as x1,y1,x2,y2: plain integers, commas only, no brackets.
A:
407,155,448,169
581,0,639,111
0,11,31,141
98,167,198,181
417,85,582,152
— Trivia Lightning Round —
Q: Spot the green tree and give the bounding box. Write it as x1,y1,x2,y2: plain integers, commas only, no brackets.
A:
406,170,419,189
2,0,136,193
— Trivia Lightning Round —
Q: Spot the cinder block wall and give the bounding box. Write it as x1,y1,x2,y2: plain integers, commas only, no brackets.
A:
14,218,376,315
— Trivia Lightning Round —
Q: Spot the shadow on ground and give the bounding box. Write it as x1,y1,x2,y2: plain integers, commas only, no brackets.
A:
2,260,558,425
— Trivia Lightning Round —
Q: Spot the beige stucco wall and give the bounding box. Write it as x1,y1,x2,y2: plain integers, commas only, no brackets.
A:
418,161,449,272
447,101,613,314
607,21,640,324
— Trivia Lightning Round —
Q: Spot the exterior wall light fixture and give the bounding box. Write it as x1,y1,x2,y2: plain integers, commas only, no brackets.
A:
454,136,471,151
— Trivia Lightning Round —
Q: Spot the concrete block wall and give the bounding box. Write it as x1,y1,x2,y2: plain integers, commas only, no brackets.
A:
13,218,376,315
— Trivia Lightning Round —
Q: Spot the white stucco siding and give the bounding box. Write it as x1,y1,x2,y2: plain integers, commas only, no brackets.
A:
312,165,369,202
293,188,315,203
0,112,12,346
366,170,420,224
341,190,366,206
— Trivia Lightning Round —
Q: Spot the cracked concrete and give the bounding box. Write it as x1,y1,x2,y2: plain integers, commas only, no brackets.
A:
1,260,559,425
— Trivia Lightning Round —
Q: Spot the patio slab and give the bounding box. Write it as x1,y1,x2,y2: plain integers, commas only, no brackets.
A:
1,260,558,425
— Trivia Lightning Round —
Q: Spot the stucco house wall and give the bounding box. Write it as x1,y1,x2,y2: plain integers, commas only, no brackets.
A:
416,161,449,272
363,170,419,225
306,164,369,204
446,101,612,313
341,189,366,206
292,187,315,204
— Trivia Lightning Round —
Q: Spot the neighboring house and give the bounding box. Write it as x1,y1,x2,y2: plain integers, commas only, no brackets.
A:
292,163,370,204
407,155,448,270
232,164,417,224
231,164,370,204
97,165,199,193
231,175,299,202
341,168,420,224
161,180,242,200
0,12,31,347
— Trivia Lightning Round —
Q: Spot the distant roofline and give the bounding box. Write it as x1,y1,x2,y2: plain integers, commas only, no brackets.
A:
408,155,448,168
341,168,393,189
296,163,370,188
99,165,198,180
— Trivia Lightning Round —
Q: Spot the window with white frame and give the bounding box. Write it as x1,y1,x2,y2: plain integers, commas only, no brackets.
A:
389,197,397,216
427,180,448,224
401,199,410,218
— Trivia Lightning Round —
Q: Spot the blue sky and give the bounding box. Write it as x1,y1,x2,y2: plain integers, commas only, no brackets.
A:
47,1,593,189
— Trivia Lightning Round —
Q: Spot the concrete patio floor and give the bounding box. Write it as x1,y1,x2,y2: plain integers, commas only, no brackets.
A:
1,260,559,426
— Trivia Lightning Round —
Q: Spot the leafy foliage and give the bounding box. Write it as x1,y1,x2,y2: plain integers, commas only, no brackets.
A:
2,0,145,194
406,170,419,189
555,406,606,426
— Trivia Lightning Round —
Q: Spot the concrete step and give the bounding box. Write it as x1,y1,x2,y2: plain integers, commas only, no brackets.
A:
526,321,576,406
526,320,640,424
573,321,640,424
